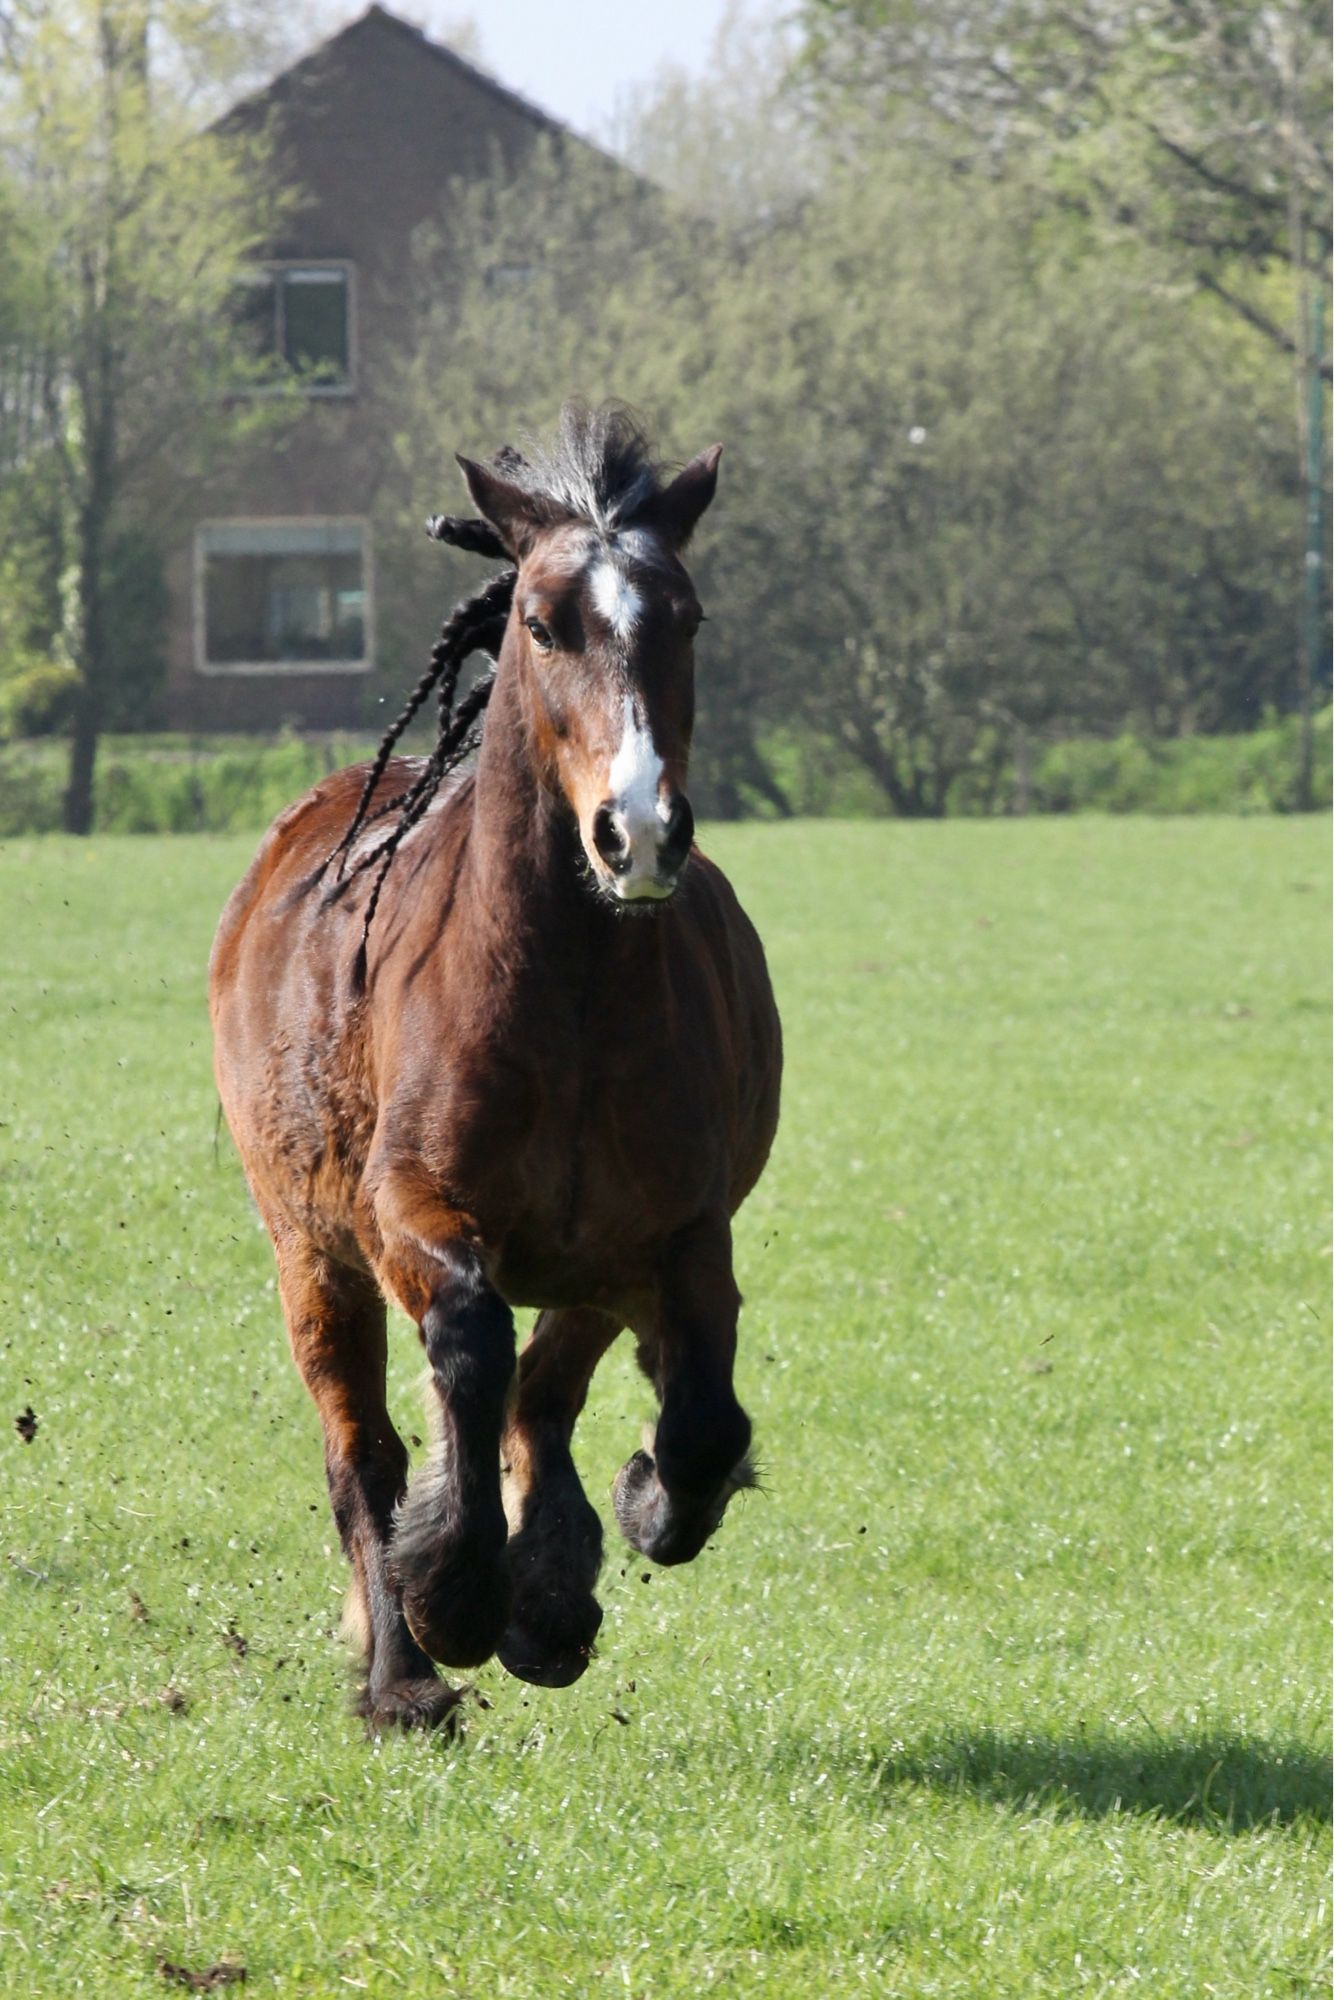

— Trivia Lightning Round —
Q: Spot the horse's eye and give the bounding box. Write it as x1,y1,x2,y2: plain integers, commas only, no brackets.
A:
525,616,554,652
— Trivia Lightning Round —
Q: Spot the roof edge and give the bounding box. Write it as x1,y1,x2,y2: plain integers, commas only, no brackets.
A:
217,3,615,165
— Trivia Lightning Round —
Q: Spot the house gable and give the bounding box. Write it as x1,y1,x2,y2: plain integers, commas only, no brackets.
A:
166,6,588,732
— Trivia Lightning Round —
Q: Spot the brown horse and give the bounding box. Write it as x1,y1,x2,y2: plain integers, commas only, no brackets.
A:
209,407,782,1729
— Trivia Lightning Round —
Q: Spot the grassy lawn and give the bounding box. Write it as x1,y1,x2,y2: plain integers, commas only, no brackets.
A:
0,816,1328,1997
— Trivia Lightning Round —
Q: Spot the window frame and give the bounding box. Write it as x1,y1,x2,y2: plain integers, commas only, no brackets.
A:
193,516,374,677
485,261,540,293
232,259,358,398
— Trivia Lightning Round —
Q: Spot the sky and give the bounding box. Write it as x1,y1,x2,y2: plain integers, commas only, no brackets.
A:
310,0,763,143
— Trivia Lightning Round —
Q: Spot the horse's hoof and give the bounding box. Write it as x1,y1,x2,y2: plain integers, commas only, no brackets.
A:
356,1676,469,1734
496,1618,595,1688
612,1449,734,1566
393,1519,511,1668
400,1574,509,1669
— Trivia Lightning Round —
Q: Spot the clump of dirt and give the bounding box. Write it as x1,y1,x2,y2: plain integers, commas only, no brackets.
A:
157,1959,245,1990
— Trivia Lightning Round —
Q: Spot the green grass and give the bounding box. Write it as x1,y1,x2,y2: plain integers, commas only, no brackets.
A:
0,816,1329,1997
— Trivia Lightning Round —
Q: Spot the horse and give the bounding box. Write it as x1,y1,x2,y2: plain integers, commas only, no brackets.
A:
209,406,782,1730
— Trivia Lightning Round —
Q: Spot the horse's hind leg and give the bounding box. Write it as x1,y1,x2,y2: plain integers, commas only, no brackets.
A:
614,1215,755,1568
273,1232,464,1732
497,1307,620,1688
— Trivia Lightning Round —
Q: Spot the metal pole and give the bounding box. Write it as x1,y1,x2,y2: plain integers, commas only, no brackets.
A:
1299,286,1326,811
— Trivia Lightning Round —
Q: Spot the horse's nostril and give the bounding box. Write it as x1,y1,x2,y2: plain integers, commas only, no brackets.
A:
592,804,631,873
661,793,694,871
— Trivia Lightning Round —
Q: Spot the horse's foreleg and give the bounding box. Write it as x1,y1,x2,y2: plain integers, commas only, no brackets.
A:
497,1306,620,1687
372,1183,515,1669
273,1234,463,1732
614,1215,755,1567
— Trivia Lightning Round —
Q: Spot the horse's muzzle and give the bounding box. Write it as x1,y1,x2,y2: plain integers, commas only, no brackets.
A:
591,789,693,903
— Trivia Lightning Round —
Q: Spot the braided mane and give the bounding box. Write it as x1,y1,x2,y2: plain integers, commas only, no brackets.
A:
323,405,668,988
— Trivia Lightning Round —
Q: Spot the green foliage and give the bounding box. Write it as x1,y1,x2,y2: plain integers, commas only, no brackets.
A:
0,732,378,837
693,146,1308,791
764,709,1333,818
797,0,1331,361
0,521,173,744
0,717,1326,837
791,1,1331,822
98,529,169,733
0,819,1328,1994
0,0,292,829
610,9,817,229
0,468,68,739
387,55,1316,817
1032,710,1334,816
0,660,81,741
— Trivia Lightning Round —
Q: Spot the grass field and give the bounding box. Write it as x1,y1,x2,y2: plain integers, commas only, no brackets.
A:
1,816,1329,1997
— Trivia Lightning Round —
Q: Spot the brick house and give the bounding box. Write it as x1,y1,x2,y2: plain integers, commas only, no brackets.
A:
166,5,587,731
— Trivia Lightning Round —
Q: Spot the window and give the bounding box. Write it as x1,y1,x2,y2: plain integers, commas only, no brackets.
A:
196,521,370,674
235,265,353,392
485,261,539,293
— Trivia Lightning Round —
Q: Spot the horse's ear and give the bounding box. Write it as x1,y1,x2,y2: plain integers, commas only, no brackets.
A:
456,454,550,560
642,444,723,550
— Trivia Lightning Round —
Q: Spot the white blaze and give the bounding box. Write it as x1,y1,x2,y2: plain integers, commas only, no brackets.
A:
590,557,641,641
609,692,666,827
606,692,671,897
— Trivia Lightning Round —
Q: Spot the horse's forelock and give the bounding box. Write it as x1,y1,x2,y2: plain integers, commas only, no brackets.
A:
504,403,663,537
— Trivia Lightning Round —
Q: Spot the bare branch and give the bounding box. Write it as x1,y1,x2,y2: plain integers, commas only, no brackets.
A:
1196,266,1331,375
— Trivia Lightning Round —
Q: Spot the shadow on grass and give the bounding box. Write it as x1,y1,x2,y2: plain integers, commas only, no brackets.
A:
861,1727,1331,1831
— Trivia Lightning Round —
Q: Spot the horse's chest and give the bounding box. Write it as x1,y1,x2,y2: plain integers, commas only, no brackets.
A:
539,1041,712,1206
451,1020,724,1292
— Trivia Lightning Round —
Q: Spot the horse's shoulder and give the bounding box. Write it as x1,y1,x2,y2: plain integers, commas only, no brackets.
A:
681,847,765,960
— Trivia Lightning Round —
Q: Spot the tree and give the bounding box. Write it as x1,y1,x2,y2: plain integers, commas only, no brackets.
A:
797,0,1331,798
609,3,817,233
686,143,1301,806
381,136,804,817
0,0,289,831
384,15,1311,818
798,0,1330,370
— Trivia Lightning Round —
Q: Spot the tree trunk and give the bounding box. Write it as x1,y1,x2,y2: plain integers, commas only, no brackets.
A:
63,680,100,835
62,10,132,836
1012,725,1033,815
840,703,914,815
740,739,794,819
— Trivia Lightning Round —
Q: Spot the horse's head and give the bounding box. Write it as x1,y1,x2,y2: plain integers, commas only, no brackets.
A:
458,416,720,906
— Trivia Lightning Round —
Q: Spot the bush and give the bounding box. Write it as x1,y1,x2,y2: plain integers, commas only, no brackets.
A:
1031,711,1332,816
759,712,1332,819
0,659,81,740
0,715,1327,839
90,733,373,834
0,731,377,838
